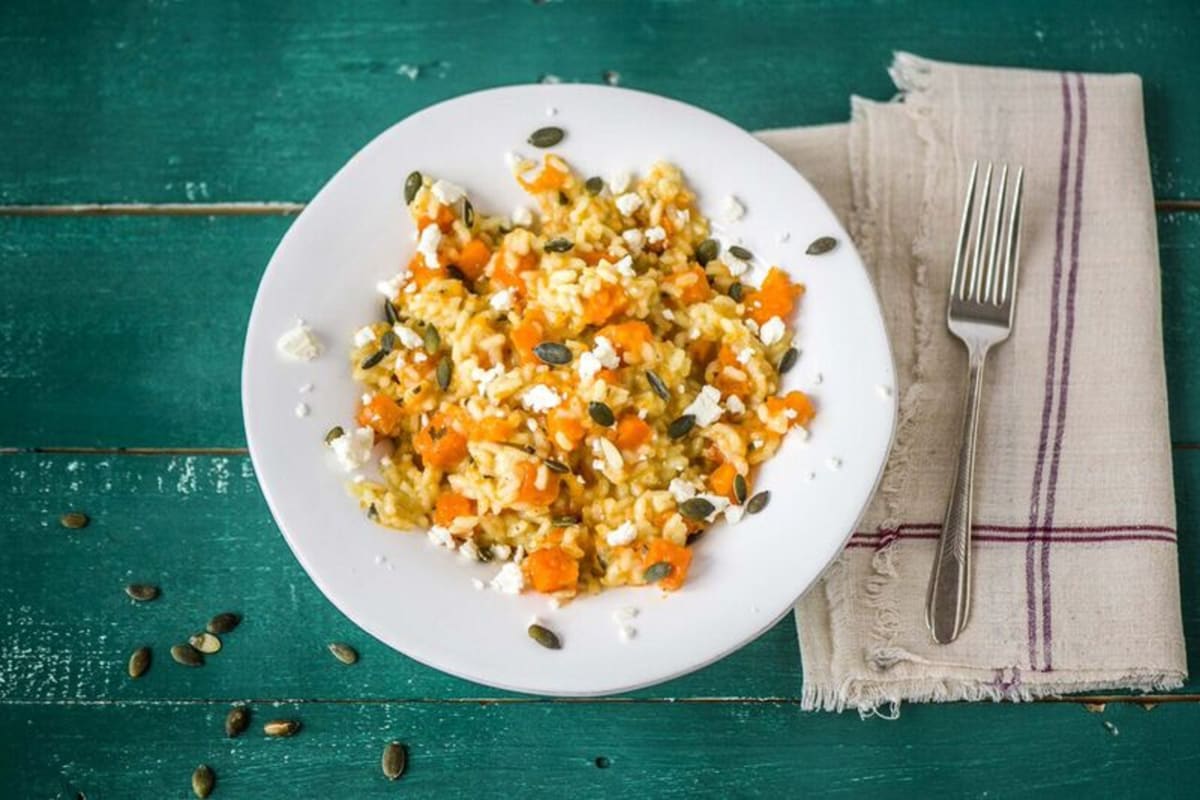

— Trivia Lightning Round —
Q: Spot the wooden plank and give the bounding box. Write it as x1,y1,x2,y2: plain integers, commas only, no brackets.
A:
3,206,1198,448
2,450,1197,703
2,700,1197,798
1,0,1198,203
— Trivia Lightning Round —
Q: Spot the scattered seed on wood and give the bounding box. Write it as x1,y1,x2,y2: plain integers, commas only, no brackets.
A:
404,171,422,204
585,176,604,195
436,357,452,390
544,237,573,253
264,719,302,738
646,370,670,401
695,238,719,265
128,646,151,679
192,764,215,799
189,632,222,654
680,497,716,520
806,236,838,255
778,347,799,374
170,643,204,667
124,583,160,602
728,245,753,261
588,401,615,427
667,414,696,440
734,474,748,504
422,324,441,353
207,612,241,635
328,642,359,665
746,491,771,514
533,341,572,365
324,425,345,445
382,741,408,781
60,512,89,529
644,561,673,583
528,623,562,649
544,458,571,474
463,198,475,227
384,298,399,324
528,126,565,148
225,705,250,738
552,513,582,527
360,349,387,369
729,282,744,302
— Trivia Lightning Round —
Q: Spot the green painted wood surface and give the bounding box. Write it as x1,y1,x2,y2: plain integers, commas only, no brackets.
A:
3,0,1200,796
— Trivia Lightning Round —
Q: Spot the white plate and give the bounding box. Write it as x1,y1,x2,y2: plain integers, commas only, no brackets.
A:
242,85,895,696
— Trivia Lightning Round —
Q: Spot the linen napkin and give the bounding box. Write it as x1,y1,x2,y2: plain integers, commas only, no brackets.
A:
756,53,1186,713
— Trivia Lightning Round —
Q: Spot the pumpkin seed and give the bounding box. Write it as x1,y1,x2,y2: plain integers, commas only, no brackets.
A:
588,401,615,427
806,236,838,255
552,513,582,527
500,442,537,455
667,414,696,440
679,497,715,521
728,282,744,302
128,646,151,679
734,473,748,504
403,171,422,204
192,764,215,799
778,347,799,374
436,357,452,390
382,740,409,780
422,323,440,353
189,632,222,654
124,583,160,602
544,237,573,253
728,245,753,261
695,238,719,265
558,190,570,206
328,641,358,665
463,198,475,227
207,612,241,635
644,561,673,583
170,643,204,667
646,370,670,401
360,349,387,369
263,719,301,738
225,705,250,738
384,298,399,324
585,176,604,195
60,511,89,529
379,330,397,353
544,458,570,474
528,623,562,650
533,341,572,365
528,126,565,148
746,491,771,514
324,425,345,445
446,264,467,283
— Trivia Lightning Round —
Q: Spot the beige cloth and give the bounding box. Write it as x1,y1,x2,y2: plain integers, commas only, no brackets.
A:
757,53,1186,713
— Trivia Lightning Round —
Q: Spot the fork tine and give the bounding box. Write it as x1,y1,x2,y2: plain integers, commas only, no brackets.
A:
984,163,1009,304
1000,166,1025,306
949,161,978,301
968,163,994,301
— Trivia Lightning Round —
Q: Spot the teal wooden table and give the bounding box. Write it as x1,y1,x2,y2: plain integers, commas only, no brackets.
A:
3,1,1199,796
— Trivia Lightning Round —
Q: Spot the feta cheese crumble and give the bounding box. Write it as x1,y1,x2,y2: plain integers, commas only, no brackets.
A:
736,347,754,365
613,255,635,277
726,255,749,277
668,478,699,503
621,228,644,252
644,225,666,244
592,336,621,369
353,326,377,347
615,192,643,216
512,205,534,227
725,395,746,415
578,351,602,382
294,402,310,418
609,171,632,193
428,525,456,549
490,288,514,312
431,179,465,205
489,562,525,594
416,224,442,267
521,384,563,413
606,521,637,547
759,316,786,346
329,426,374,472
393,324,424,349
277,320,322,361
722,194,746,222
683,385,724,427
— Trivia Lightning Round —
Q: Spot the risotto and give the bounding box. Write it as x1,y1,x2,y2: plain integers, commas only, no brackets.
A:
336,142,814,601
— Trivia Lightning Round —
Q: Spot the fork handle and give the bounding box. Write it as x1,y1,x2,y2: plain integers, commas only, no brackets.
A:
926,346,989,644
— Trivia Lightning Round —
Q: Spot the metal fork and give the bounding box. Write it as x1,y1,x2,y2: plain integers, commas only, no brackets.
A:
925,161,1025,645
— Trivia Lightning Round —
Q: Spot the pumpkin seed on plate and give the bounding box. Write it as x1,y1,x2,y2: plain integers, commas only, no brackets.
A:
746,491,771,514
734,473,748,504
544,237,573,253
533,341,572,365
644,561,673,583
695,238,719,265
729,282,744,302
528,126,565,148
463,198,475,227
125,583,160,602
384,297,399,324
679,497,716,521
264,719,302,738
544,458,571,474
728,245,753,261
328,642,359,665
422,323,440,353
170,643,204,667
436,356,452,390
128,646,151,679
646,370,670,401
528,623,562,650
360,349,387,369
778,347,799,374
588,401,615,427
382,741,408,780
192,764,215,799
552,513,582,527
189,632,222,654
379,329,398,353
585,176,604,195
667,414,695,440
207,612,241,634
403,171,422,204
324,425,345,445
60,511,89,529
225,705,250,738
806,236,838,255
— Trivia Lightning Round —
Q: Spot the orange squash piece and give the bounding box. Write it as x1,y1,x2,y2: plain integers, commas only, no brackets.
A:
473,416,517,443
357,394,404,437
516,157,568,193
547,408,587,451
598,321,653,364
457,238,492,280
524,546,579,593
417,203,456,233
708,463,740,503
582,284,627,326
510,309,548,365
642,538,693,591
614,414,653,451
432,492,476,527
413,410,468,469
744,266,803,325
516,461,561,507
491,250,537,295
668,265,712,305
